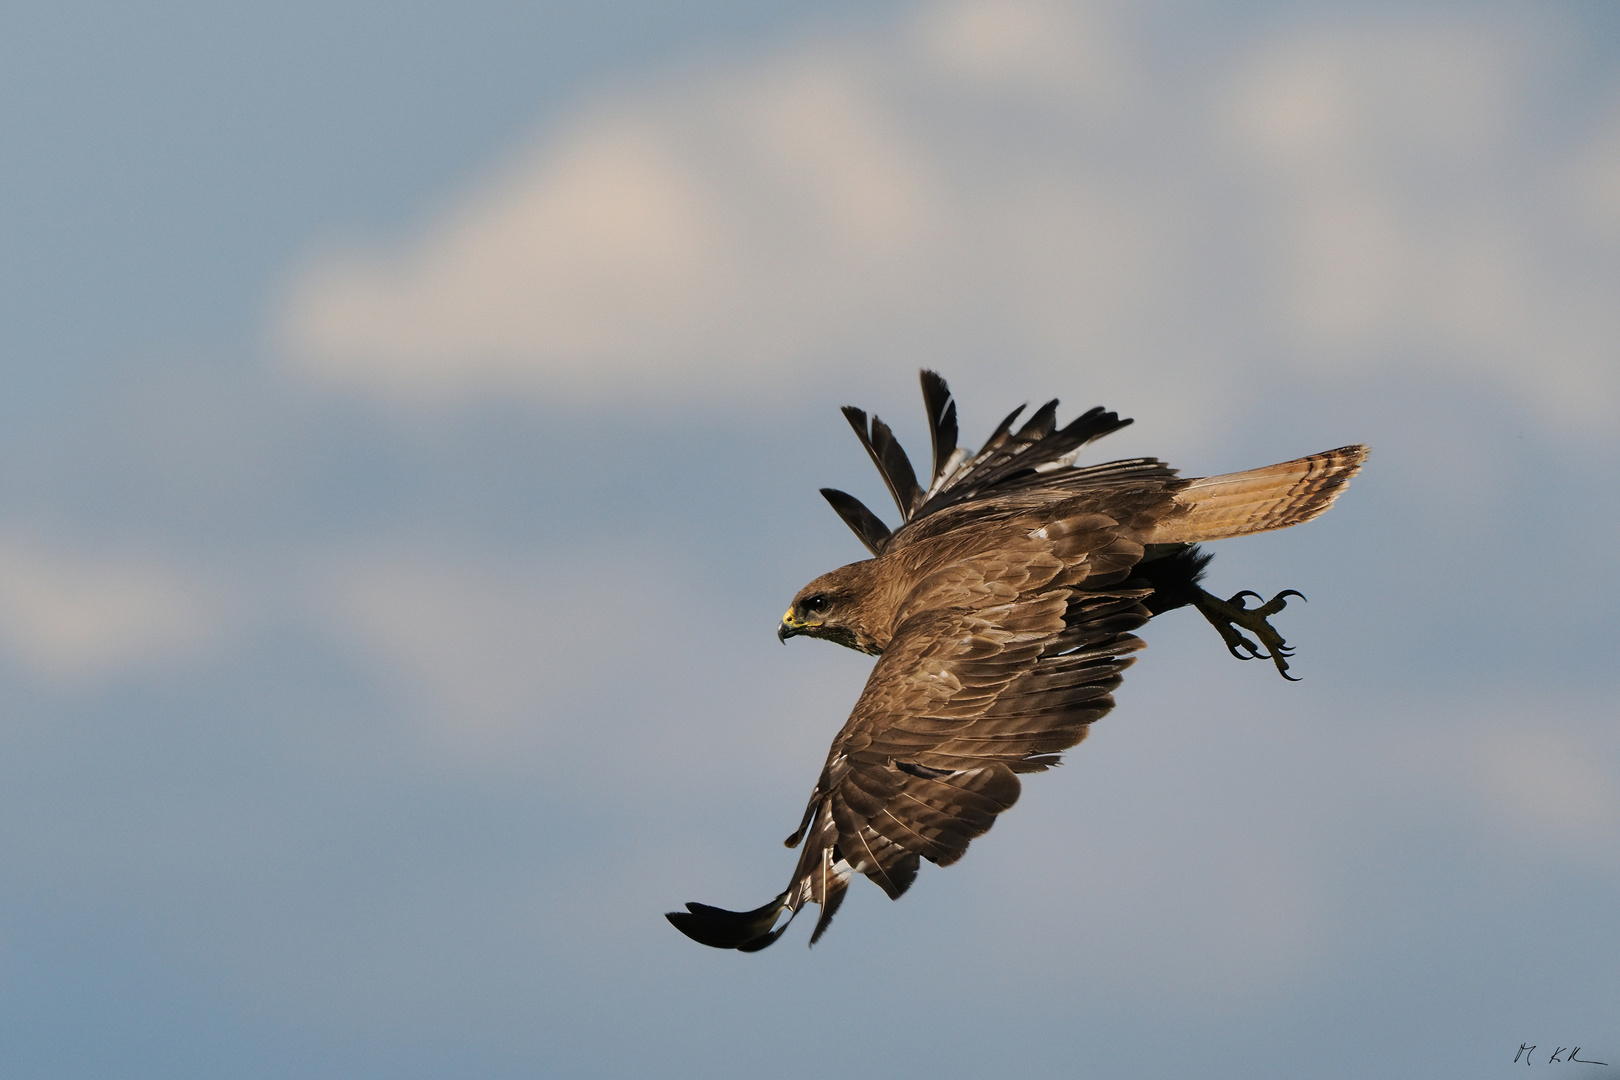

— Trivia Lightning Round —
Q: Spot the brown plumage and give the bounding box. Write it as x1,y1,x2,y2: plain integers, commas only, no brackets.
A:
667,371,1366,951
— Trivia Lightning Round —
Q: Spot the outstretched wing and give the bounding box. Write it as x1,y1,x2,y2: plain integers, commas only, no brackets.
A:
666,577,1150,951
821,370,1179,555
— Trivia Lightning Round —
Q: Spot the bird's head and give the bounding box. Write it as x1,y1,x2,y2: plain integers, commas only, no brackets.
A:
778,562,883,655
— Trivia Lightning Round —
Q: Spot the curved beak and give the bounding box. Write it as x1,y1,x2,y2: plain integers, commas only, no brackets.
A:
778,607,807,644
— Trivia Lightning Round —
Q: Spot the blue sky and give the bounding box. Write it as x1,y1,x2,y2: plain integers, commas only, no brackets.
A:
2,2,1617,1077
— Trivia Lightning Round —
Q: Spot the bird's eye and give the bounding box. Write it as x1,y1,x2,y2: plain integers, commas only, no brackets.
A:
802,594,830,614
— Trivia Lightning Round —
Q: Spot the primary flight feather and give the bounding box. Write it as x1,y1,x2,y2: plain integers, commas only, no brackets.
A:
668,371,1366,951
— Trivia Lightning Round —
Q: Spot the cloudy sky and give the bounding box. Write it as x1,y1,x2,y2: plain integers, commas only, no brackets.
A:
3,1,1618,1076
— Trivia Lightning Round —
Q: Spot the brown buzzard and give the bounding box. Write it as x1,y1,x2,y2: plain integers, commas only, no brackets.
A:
667,371,1365,951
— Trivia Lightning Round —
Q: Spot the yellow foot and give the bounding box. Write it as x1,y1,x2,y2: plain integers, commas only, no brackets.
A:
1193,588,1305,681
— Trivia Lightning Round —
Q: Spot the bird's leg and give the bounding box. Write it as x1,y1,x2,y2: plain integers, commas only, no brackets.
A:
1190,587,1304,681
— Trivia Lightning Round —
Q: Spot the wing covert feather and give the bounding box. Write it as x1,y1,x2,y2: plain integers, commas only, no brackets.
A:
815,583,1148,899
671,369,1363,951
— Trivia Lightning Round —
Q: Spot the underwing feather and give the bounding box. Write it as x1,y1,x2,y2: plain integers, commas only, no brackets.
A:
666,371,1366,951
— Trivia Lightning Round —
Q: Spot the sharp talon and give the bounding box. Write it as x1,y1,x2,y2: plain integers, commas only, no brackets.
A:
1192,585,1306,680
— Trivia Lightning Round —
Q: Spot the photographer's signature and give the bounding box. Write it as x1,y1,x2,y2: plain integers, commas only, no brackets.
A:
1515,1045,1609,1066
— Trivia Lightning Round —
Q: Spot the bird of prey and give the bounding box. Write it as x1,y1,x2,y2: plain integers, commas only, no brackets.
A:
667,371,1365,951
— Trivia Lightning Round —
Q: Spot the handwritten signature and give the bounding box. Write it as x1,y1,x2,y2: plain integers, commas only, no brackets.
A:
1515,1045,1609,1066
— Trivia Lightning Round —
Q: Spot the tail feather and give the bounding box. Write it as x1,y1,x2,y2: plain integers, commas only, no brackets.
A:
1144,445,1368,544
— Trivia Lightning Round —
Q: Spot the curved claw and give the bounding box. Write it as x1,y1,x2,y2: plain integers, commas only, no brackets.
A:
1193,586,1307,680
1224,635,1265,661
1254,589,1305,617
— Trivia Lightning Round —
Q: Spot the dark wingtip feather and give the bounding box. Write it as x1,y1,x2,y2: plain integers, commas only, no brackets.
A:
868,416,923,518
1017,398,1060,440
665,893,792,951
919,370,959,488
821,488,892,556
840,403,924,522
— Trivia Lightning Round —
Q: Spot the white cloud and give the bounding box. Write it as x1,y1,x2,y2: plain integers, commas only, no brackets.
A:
287,116,742,397
314,551,633,755
280,2,1620,433
275,1,1181,412
1221,21,1620,424
980,818,1332,999
305,544,813,779
0,537,217,684
1453,725,1620,867
1391,697,1620,875
283,52,958,406
1476,728,1620,837
913,0,1130,102
1571,97,1620,236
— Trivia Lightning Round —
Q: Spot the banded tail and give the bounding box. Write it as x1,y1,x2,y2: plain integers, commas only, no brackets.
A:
1144,445,1369,545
